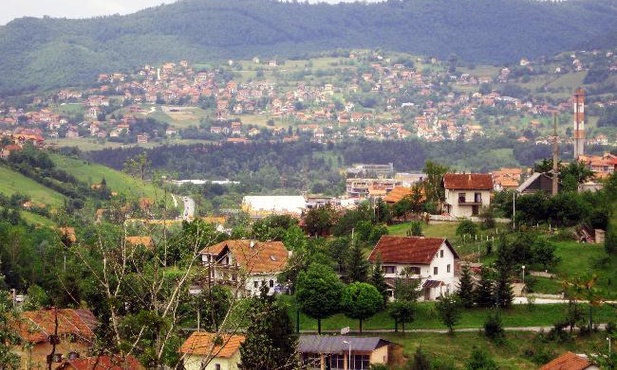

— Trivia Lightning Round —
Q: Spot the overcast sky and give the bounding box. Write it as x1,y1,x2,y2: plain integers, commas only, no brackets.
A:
1,0,374,26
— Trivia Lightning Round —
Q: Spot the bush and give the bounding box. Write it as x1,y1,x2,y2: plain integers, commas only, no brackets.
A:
606,321,616,334
483,310,505,343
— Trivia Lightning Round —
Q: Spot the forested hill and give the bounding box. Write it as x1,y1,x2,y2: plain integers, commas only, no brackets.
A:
1,0,616,94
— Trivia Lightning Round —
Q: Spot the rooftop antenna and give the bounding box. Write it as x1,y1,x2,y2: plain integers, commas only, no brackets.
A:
551,112,559,197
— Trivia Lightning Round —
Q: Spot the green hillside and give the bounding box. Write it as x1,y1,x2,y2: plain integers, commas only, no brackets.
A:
50,154,166,201
1,0,616,93
0,165,65,207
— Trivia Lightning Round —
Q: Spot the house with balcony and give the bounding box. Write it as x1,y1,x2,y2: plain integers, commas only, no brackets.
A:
367,236,459,301
442,173,493,217
199,240,289,297
299,335,393,370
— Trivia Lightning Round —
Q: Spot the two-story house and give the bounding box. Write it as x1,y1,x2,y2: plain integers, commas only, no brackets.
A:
367,236,459,301
199,240,289,297
179,332,245,370
442,173,493,217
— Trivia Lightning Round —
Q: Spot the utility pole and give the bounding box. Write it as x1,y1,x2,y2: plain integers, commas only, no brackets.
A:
551,112,559,197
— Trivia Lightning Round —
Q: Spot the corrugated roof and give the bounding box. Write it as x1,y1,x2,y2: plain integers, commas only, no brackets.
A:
55,355,144,370
539,351,594,370
367,236,458,265
443,173,493,190
179,332,245,358
200,240,289,274
16,308,97,344
298,335,389,354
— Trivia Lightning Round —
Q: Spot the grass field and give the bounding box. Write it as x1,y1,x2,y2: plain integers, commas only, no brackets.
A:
0,165,65,207
50,154,175,209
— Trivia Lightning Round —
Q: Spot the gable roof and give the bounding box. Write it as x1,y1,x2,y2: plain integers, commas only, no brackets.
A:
200,240,289,274
179,332,245,358
540,351,596,370
367,236,458,264
125,236,154,248
15,308,97,344
443,173,493,190
383,187,413,203
55,355,144,370
298,335,390,354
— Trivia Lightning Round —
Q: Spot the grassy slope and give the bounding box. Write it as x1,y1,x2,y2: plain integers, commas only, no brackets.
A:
50,154,166,201
0,165,65,207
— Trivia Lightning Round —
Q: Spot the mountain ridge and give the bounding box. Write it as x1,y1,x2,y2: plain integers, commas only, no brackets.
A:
1,0,616,94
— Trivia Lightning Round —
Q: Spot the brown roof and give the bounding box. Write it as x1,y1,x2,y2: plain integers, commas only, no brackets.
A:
55,355,144,370
443,173,493,190
200,240,289,274
179,332,245,358
383,187,413,203
367,236,458,264
125,236,154,248
16,308,97,344
540,351,595,370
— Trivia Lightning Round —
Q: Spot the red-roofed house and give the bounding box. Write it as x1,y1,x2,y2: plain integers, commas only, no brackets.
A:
539,351,598,370
12,308,98,369
367,236,459,301
442,173,493,217
179,332,245,370
54,355,145,370
199,240,289,297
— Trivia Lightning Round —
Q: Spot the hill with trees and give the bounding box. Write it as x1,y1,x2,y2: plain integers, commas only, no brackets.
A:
0,0,616,94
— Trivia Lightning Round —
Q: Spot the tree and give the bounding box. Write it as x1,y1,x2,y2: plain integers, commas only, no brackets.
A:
296,263,343,334
0,291,20,369
340,282,383,334
494,266,514,309
435,293,461,334
370,254,389,307
238,287,298,370
302,204,337,237
457,264,475,309
345,237,369,283
474,267,495,308
465,348,499,370
388,301,415,333
483,310,505,343
408,346,431,370
422,161,449,207
456,220,478,239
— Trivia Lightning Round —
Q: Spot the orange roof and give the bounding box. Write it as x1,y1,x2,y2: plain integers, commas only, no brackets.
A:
55,355,144,370
368,235,458,264
539,351,594,370
383,187,413,203
16,309,97,344
443,173,493,190
200,240,288,274
125,236,154,248
179,332,245,358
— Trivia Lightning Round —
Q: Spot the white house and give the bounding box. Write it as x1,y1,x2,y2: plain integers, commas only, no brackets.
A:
241,195,306,218
179,332,245,370
442,173,493,217
367,236,459,301
199,240,289,297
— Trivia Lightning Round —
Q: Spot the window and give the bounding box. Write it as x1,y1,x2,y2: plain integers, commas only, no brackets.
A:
383,266,396,274
253,281,259,288
215,364,221,370
447,264,451,273
474,192,482,203
353,354,370,370
269,280,274,287
433,266,438,275
458,192,466,203
408,267,421,275
440,250,444,258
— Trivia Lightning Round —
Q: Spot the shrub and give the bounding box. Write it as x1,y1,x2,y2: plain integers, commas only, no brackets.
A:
483,310,505,343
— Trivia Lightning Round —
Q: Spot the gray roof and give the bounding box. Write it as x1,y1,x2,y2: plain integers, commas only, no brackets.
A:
298,335,390,354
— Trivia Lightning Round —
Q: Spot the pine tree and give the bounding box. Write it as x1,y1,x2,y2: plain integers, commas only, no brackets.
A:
409,346,431,370
239,287,298,370
346,237,369,283
495,266,514,309
457,263,475,309
370,254,389,307
474,267,495,308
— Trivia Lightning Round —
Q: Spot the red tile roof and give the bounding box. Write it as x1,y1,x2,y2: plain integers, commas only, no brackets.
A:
200,240,288,274
16,308,97,344
443,173,493,190
367,236,458,264
55,355,144,370
539,351,595,370
179,332,245,358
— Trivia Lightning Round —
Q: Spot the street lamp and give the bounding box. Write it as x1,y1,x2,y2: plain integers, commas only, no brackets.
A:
521,265,526,294
343,340,352,370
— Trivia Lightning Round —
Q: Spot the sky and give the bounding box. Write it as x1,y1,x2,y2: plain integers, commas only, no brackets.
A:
1,0,375,26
